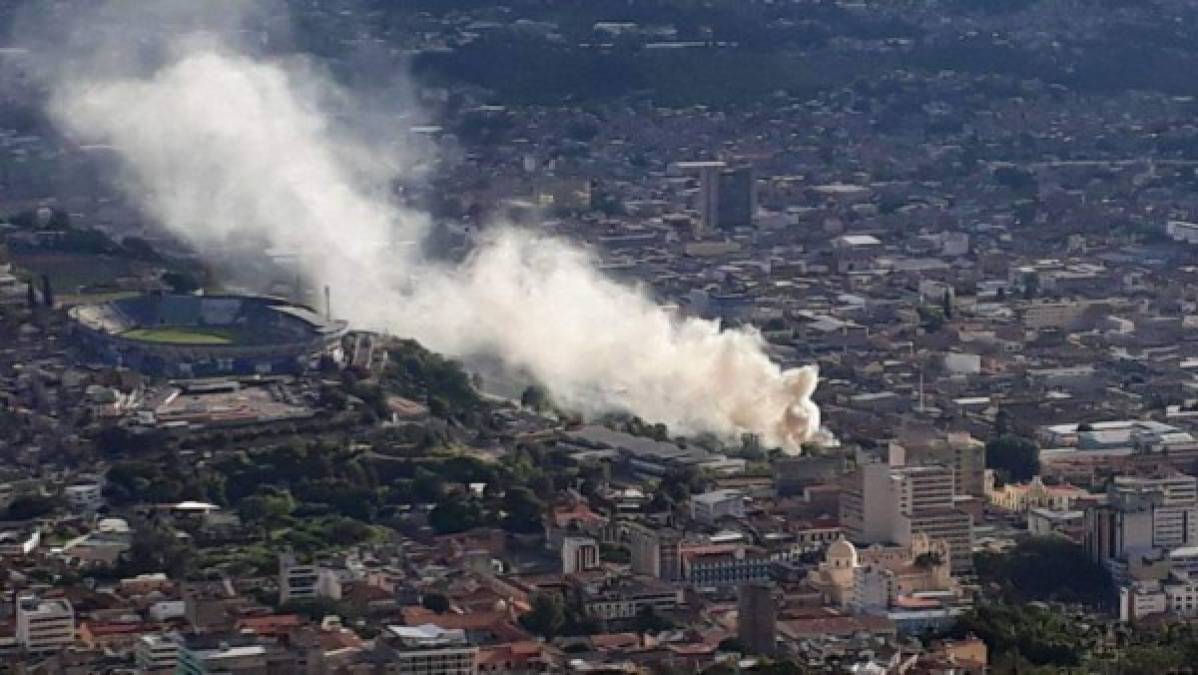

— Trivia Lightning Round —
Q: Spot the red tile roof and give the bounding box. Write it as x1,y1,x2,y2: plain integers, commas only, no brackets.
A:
400,606,517,633
235,614,304,636
477,641,547,666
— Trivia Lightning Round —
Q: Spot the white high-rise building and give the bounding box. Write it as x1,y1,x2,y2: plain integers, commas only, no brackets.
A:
16,595,74,653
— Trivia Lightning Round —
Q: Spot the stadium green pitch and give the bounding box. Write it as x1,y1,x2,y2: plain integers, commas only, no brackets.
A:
121,327,242,345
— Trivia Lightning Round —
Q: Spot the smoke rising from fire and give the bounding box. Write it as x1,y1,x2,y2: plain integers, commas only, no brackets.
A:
35,2,821,451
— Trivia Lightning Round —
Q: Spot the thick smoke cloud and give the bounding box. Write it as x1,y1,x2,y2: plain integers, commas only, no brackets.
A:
36,1,822,451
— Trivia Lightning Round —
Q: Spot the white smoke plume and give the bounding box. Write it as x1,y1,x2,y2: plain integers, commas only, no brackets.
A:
38,3,821,451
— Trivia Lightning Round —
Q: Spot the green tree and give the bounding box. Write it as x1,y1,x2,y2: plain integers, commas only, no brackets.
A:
951,602,1074,667
502,487,545,534
238,487,296,526
634,605,675,634
428,491,483,534
412,467,447,504
973,536,1113,608
660,465,703,502
994,408,1012,437
520,592,566,638
119,521,195,579
985,434,1040,482
1119,645,1183,674
5,493,59,520
279,596,355,621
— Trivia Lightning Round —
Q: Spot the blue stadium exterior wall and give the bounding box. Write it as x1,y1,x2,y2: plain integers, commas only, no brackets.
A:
72,327,345,377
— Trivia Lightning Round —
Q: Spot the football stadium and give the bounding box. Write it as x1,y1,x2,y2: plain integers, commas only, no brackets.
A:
69,294,349,377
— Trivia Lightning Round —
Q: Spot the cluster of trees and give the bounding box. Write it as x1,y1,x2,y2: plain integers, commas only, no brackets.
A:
984,434,1040,484
973,536,1114,608
427,479,547,536
105,430,580,543
945,537,1115,669
377,339,484,422
646,465,708,514
950,601,1095,669
194,544,277,578
95,344,603,558
280,596,363,623
116,518,197,579
1106,622,1198,675
277,515,377,554
94,426,170,458
4,493,60,521
105,456,212,506
212,442,378,515
519,591,602,638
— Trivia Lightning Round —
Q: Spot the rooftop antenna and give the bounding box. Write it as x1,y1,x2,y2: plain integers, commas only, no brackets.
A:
324,285,332,321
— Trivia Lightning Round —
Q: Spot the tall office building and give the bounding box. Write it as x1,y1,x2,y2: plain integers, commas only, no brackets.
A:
841,460,974,573
675,160,756,234
677,161,725,236
628,522,682,581
716,165,756,230
737,581,776,655
893,431,987,498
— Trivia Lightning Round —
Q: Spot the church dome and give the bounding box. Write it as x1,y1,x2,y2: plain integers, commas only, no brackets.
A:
827,536,858,568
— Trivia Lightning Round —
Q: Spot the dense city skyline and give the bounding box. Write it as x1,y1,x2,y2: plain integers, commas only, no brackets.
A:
2,0,1198,673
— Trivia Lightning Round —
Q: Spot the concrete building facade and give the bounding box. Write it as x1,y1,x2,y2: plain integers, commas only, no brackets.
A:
16,595,74,653
737,581,776,656
841,460,974,573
